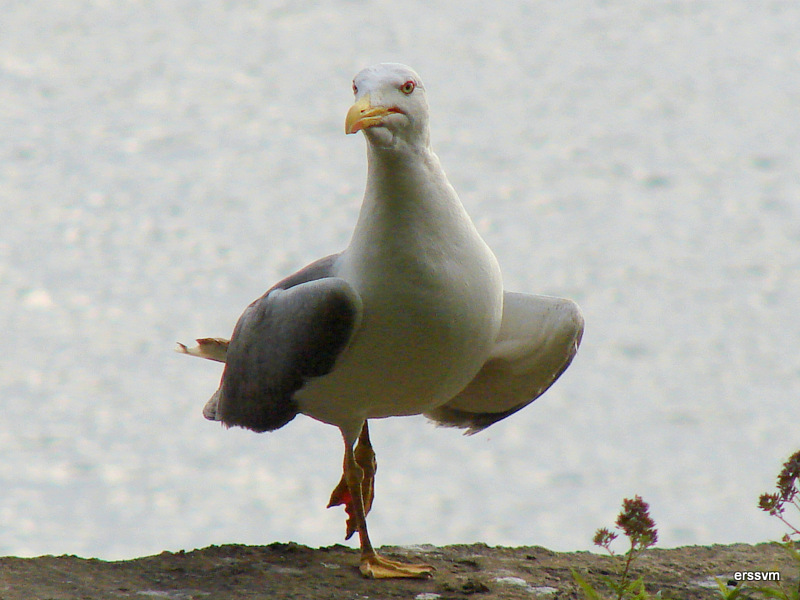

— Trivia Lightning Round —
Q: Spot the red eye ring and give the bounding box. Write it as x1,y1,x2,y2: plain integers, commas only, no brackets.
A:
400,80,416,94
352,82,358,94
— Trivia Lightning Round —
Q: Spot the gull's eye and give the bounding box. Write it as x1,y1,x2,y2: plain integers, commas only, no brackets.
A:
400,80,416,95
352,82,358,95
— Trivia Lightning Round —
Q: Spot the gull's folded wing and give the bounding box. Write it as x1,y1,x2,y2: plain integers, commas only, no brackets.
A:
195,254,363,433
426,291,584,434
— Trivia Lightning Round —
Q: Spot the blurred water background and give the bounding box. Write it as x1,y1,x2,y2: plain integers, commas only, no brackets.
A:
1,0,799,559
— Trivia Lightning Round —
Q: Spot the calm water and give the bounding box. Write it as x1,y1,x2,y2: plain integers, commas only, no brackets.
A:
1,0,799,559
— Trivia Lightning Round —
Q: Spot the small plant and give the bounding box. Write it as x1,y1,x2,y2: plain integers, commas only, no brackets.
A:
759,450,800,542
572,495,659,600
750,449,800,600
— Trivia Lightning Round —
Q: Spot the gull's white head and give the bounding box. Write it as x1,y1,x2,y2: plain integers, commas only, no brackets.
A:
345,63,430,149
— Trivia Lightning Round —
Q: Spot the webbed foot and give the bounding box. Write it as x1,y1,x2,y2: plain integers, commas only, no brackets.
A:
360,551,435,579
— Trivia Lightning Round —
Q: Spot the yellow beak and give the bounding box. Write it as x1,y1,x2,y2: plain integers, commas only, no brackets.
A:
345,94,398,134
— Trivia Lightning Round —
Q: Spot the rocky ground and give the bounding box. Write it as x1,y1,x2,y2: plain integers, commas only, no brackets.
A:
0,542,794,600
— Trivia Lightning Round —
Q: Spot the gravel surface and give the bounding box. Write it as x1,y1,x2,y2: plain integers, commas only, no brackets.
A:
0,542,793,600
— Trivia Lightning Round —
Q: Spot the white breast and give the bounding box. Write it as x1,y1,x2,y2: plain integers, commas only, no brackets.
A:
295,148,503,428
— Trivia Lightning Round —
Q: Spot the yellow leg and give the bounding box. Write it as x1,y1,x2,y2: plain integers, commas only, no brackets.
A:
336,424,435,579
328,422,376,539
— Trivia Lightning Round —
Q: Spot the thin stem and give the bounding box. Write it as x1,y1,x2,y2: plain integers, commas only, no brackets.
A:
776,513,800,538
615,542,636,600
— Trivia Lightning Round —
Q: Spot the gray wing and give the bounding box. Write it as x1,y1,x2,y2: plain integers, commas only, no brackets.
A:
425,291,584,434
204,254,363,433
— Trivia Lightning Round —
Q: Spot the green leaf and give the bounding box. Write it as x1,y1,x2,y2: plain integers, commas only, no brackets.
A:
749,587,790,600
713,577,745,600
597,574,624,594
571,568,606,600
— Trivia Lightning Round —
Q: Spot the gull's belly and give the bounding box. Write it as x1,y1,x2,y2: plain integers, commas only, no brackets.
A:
296,267,502,427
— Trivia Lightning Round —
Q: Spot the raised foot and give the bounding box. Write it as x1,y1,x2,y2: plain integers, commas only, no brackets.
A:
360,552,435,579
327,475,358,540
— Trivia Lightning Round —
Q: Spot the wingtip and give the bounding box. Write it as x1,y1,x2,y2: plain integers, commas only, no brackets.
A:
175,338,230,362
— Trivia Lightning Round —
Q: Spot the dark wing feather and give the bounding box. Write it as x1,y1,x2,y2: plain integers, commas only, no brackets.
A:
208,254,362,432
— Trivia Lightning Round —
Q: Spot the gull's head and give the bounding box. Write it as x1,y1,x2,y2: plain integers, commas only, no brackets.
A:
345,63,430,149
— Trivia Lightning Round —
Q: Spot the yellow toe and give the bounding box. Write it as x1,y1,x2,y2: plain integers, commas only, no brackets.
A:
360,552,435,579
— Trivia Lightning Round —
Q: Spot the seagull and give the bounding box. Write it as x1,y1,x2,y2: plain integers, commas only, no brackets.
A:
178,63,584,579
